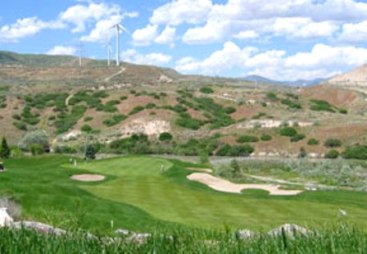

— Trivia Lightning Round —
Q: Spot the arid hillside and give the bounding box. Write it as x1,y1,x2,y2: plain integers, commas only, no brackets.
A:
0,52,367,158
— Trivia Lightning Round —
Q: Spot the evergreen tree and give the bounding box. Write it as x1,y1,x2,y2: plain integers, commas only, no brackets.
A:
0,137,10,159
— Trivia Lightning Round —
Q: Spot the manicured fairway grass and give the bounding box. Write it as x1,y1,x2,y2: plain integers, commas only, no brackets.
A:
0,155,367,232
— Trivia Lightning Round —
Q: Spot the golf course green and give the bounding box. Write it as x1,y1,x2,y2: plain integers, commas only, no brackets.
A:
0,155,366,232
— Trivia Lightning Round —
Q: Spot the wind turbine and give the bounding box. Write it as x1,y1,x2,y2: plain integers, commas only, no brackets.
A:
104,42,112,67
111,24,129,66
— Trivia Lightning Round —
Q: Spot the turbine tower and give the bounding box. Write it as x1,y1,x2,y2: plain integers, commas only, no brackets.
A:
104,42,112,66
112,24,129,66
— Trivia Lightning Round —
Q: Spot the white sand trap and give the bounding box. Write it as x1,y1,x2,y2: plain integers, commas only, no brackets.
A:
187,173,303,196
70,174,105,182
186,167,213,173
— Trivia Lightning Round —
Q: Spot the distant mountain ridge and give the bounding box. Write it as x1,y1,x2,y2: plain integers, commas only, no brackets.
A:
242,75,326,87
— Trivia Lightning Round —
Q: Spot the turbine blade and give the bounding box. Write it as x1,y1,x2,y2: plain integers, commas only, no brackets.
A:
119,24,130,34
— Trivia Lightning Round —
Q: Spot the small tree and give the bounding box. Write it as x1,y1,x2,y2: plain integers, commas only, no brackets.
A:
84,144,97,160
0,137,10,159
18,130,49,152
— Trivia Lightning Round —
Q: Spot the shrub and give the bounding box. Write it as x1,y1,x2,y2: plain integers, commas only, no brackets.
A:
145,103,156,109
30,144,44,156
298,147,307,158
216,144,254,157
342,145,367,160
260,134,272,141
81,124,92,133
103,114,127,127
290,133,306,142
18,130,49,151
310,99,336,113
324,138,342,148
281,99,301,109
339,108,348,114
13,122,27,131
12,114,21,120
224,107,236,114
84,116,93,122
266,92,277,101
54,146,77,154
129,105,145,115
159,132,173,142
325,149,339,159
176,113,203,130
307,138,319,146
280,127,297,137
200,87,214,94
236,135,259,143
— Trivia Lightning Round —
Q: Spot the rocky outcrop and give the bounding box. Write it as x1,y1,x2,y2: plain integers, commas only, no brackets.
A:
10,221,66,236
268,223,310,238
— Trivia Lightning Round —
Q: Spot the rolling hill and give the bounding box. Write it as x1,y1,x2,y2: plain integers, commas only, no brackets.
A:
0,51,366,158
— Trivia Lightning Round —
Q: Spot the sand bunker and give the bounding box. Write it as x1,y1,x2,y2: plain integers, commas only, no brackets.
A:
70,174,105,182
187,173,303,196
186,167,213,173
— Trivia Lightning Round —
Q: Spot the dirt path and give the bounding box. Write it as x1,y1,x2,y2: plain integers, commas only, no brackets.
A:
65,91,74,106
104,67,126,82
187,173,303,196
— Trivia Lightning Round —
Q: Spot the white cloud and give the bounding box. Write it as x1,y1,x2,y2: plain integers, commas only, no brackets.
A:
273,18,338,38
132,24,159,46
176,41,257,74
339,20,367,42
60,1,138,43
121,49,172,66
183,20,230,44
0,17,63,42
150,0,212,26
234,30,259,40
155,26,176,46
46,46,77,55
146,0,367,44
175,42,367,80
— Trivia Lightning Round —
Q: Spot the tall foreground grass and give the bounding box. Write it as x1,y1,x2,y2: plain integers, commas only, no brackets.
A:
0,225,365,253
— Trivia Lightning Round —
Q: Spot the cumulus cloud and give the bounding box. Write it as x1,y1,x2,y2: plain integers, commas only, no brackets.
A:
175,42,367,80
155,26,176,46
60,1,137,43
132,24,159,46
147,0,367,44
150,0,212,26
46,46,77,55
339,20,367,42
0,17,63,42
273,18,338,38
121,49,172,66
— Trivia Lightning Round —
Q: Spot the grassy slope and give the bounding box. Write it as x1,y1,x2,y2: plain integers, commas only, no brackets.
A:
0,156,179,232
0,155,364,232
77,157,367,230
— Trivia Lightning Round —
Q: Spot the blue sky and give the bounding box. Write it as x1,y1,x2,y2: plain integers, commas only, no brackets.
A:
1,0,367,81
